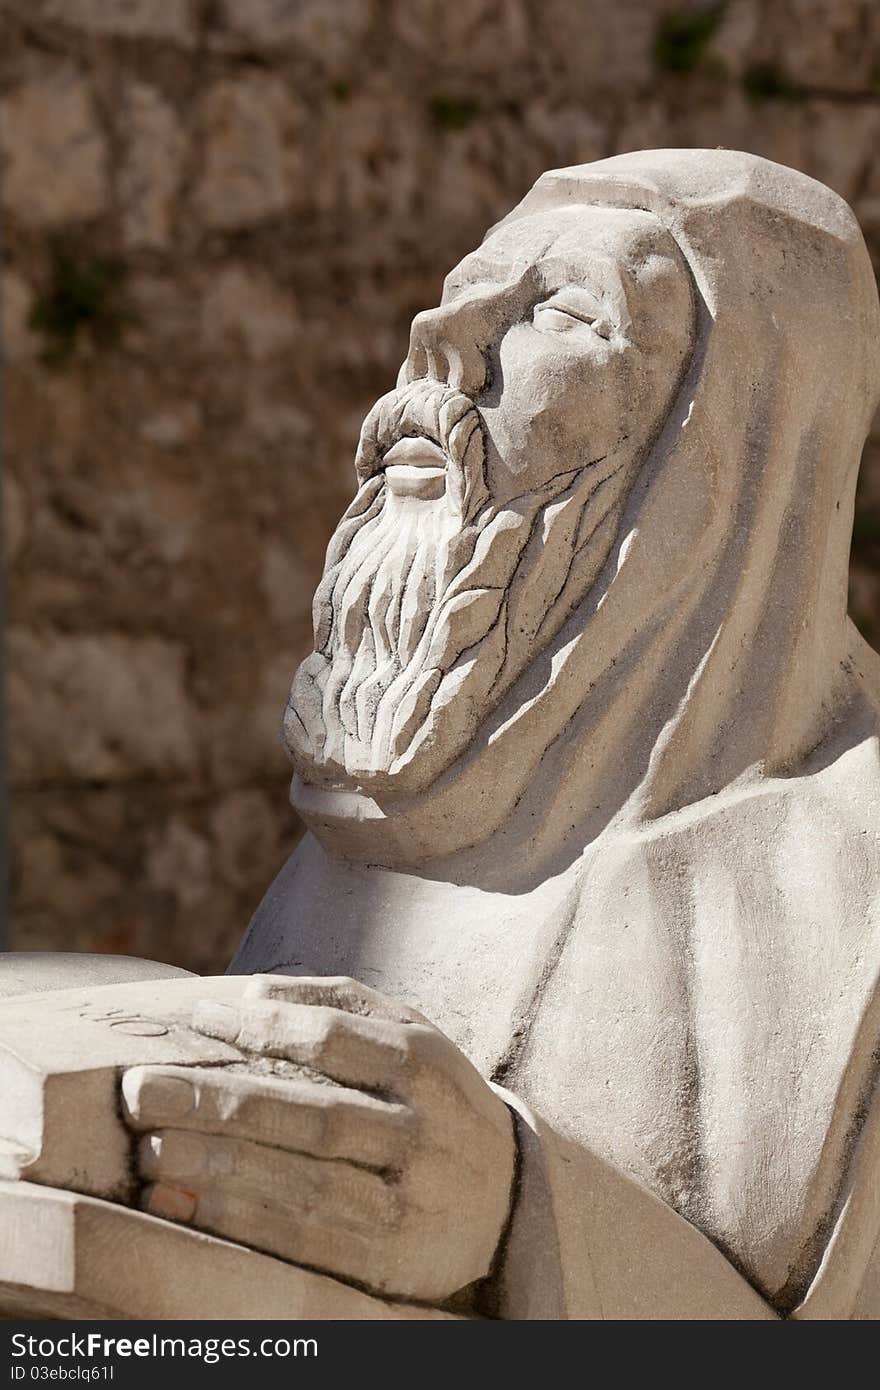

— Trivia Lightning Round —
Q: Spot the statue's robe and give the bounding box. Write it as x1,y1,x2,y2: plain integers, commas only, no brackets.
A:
235,152,880,1318
233,722,880,1320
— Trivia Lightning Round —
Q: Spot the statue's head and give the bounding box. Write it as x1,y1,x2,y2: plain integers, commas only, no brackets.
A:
284,203,695,793
283,150,880,866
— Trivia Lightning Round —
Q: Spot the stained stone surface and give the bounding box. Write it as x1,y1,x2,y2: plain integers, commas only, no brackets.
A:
0,1183,458,1320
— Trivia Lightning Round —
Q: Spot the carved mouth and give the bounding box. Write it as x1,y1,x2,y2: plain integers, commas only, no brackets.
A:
355,380,489,522
381,437,447,498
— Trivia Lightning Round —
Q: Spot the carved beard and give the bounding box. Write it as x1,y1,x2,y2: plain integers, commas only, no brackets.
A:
284,380,633,795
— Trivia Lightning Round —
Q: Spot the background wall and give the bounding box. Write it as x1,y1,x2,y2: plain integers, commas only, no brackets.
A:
3,0,880,973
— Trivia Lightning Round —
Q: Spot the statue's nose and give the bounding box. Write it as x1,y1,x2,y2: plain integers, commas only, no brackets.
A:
402,288,504,395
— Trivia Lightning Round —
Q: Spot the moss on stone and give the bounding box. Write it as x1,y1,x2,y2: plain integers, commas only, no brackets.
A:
29,236,132,366
741,62,803,101
654,4,725,74
429,96,480,131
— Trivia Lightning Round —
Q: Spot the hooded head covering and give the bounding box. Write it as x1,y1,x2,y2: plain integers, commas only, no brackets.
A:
293,149,880,876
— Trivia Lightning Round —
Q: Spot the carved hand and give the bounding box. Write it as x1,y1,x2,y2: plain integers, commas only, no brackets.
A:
121,976,516,1305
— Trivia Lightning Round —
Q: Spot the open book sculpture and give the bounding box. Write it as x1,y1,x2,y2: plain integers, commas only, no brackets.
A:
3,149,880,1320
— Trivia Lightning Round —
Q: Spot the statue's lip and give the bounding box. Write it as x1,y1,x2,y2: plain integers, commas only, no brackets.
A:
384,463,446,498
381,438,447,497
381,436,447,468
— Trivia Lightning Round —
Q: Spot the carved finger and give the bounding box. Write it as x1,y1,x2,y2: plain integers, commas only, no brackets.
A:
192,998,435,1093
195,996,505,1118
138,1130,400,1232
141,1182,400,1296
242,974,432,1027
121,1064,416,1169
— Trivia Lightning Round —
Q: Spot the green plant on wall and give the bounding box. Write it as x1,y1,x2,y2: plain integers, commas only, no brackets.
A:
654,4,726,74
429,95,481,131
29,236,133,367
741,61,803,100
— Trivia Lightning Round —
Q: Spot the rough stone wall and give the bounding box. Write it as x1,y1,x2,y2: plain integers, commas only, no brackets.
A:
3,0,880,973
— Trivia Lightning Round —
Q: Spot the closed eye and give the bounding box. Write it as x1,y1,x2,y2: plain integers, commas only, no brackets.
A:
532,290,612,338
535,301,596,325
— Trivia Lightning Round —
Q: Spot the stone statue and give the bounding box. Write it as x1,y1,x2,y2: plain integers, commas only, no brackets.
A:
3,149,880,1321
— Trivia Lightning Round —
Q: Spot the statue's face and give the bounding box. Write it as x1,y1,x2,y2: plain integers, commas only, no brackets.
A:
285,205,696,795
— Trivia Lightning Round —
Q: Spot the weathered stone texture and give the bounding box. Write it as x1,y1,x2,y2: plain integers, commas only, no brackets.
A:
1,68,109,227
42,0,197,45
120,82,186,250
3,0,880,971
193,76,303,230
